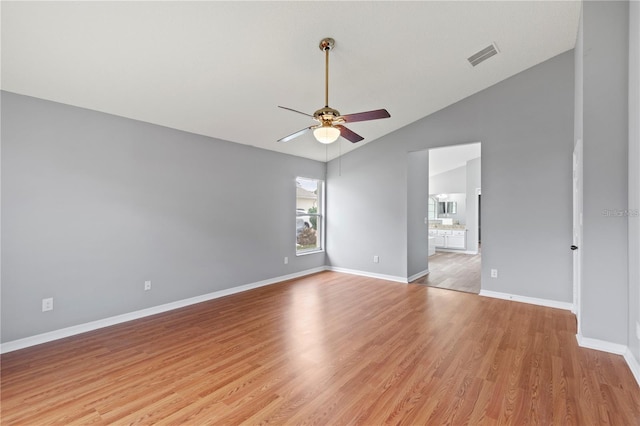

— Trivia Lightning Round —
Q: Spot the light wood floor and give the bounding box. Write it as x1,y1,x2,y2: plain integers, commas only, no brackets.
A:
417,250,481,294
2,271,639,424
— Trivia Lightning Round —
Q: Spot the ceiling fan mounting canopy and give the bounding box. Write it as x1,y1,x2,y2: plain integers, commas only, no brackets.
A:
277,37,390,145
319,37,335,52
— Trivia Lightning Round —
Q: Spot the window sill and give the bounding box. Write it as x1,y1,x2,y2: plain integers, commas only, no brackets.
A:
296,249,325,257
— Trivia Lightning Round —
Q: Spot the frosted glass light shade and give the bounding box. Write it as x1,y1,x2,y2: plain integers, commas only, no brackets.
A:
313,126,340,144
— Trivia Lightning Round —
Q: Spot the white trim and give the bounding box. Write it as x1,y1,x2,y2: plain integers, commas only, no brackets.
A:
295,249,325,257
624,348,640,387
408,269,429,282
479,289,574,311
577,339,640,388
435,249,477,255
576,333,627,355
0,266,328,354
328,266,408,283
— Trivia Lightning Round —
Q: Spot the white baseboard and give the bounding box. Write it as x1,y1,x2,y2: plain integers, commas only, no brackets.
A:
575,333,627,355
576,339,640,388
328,266,408,283
436,247,478,254
408,269,429,282
5,266,640,390
0,266,328,354
576,335,640,388
436,249,476,254
624,348,640,387
478,296,639,387
479,289,574,311
576,334,640,387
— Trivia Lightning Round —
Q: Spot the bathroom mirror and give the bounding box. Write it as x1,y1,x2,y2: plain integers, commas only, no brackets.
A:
429,193,466,221
438,201,457,215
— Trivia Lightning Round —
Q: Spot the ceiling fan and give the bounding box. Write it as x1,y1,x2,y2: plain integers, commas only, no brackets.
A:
278,37,390,145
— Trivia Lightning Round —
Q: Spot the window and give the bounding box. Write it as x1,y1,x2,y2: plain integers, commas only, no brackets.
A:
296,177,324,254
428,196,437,220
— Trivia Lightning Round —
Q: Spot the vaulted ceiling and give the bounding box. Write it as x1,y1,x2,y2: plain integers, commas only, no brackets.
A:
1,1,581,162
429,142,482,177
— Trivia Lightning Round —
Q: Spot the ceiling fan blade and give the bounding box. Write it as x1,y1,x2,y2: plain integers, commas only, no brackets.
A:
278,126,314,143
278,106,314,118
336,125,364,143
341,109,391,123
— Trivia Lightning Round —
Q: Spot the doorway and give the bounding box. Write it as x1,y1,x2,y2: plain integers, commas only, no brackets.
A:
421,142,482,293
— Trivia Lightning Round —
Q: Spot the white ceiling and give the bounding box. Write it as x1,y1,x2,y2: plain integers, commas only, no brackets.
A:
429,142,481,177
1,1,581,162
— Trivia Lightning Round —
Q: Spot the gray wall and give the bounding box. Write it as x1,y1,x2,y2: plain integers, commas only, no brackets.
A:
429,165,466,194
327,50,574,302
574,5,584,145
579,1,629,345
407,150,430,278
573,0,584,334
326,143,409,279
628,0,640,361
1,92,326,342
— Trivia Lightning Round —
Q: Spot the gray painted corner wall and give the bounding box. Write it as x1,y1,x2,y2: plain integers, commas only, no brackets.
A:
407,150,430,278
430,165,466,195
327,49,574,303
1,91,326,342
580,0,629,345
326,145,409,278
628,0,640,361
574,4,584,146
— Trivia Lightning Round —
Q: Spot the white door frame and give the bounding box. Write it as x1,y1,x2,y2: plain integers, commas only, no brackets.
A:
573,139,584,334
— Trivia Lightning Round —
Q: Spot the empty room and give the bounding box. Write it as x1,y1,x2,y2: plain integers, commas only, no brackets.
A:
2,1,639,424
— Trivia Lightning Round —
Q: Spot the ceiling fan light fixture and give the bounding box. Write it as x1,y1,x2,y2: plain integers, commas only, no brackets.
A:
313,125,340,144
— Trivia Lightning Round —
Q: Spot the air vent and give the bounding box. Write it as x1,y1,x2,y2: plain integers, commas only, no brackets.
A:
467,43,499,67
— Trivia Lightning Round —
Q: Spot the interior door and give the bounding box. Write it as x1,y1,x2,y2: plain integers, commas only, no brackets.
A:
573,140,583,334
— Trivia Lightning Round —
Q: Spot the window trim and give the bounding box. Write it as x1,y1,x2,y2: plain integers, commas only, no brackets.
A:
428,196,437,221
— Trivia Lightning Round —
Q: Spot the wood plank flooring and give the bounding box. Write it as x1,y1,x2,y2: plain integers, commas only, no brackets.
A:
417,251,481,294
2,271,639,424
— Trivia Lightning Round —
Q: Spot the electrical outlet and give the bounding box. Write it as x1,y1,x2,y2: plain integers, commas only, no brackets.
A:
42,297,54,312
490,269,498,278
284,256,288,265
373,255,379,263
636,321,640,340
144,280,152,291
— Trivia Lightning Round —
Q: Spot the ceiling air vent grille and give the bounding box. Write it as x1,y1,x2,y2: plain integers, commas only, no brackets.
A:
467,43,499,67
